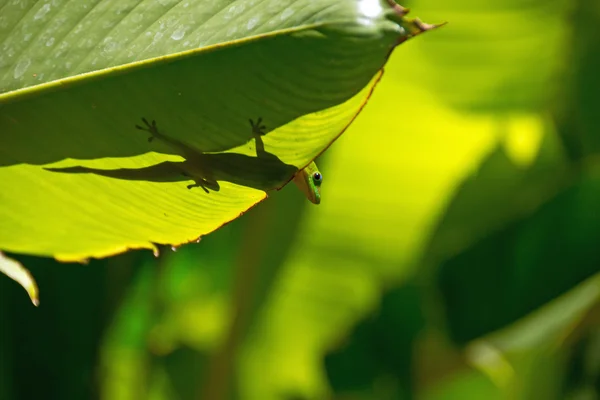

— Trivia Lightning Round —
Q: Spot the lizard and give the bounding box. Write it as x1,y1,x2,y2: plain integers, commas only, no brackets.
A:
249,117,322,205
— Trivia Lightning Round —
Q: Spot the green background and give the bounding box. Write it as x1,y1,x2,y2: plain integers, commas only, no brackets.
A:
1,0,600,399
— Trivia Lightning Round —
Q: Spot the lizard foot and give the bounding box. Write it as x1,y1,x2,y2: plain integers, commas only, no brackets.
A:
135,117,159,142
182,172,214,194
249,117,266,136
186,181,210,193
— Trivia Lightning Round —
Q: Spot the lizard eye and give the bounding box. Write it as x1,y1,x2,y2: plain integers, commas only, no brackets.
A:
312,172,323,186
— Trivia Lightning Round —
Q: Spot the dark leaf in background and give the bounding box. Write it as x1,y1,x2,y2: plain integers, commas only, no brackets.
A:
324,283,424,398
561,0,600,159
162,345,211,400
0,252,142,400
439,169,600,344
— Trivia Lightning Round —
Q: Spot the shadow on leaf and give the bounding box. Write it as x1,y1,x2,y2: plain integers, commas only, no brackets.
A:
45,118,298,193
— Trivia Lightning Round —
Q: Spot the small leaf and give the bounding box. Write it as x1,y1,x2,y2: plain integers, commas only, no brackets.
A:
0,251,39,306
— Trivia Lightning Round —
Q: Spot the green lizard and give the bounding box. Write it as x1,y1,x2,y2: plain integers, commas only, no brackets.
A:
249,118,322,205
292,162,322,205
135,117,322,203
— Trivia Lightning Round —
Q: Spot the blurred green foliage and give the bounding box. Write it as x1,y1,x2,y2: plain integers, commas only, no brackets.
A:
2,0,600,399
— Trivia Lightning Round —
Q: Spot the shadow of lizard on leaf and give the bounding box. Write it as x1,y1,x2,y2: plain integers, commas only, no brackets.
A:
44,118,298,193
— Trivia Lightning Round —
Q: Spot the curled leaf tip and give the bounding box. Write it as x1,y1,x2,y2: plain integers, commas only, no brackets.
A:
149,243,160,257
0,251,40,307
414,18,447,32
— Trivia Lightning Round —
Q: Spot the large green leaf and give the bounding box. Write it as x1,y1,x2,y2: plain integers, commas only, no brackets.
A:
438,168,600,344
0,0,436,261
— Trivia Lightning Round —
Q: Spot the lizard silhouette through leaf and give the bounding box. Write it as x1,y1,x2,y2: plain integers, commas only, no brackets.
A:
45,118,298,193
